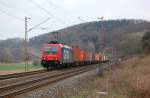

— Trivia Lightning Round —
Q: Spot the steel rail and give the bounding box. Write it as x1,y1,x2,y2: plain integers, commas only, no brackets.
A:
0,66,94,98
0,70,47,80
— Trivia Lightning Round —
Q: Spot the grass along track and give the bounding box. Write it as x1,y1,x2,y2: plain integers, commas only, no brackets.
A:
0,65,97,98
0,64,42,71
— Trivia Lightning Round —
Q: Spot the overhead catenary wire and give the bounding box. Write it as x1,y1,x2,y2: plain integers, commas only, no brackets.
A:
29,0,66,24
0,8,24,21
0,0,30,17
0,0,46,20
27,18,50,32
0,0,53,29
45,0,71,17
45,0,76,26
0,0,54,40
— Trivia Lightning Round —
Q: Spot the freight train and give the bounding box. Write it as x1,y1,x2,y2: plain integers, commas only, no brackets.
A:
41,41,108,69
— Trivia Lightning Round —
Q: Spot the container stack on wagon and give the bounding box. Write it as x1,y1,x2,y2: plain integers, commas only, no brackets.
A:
72,47,84,64
41,41,109,69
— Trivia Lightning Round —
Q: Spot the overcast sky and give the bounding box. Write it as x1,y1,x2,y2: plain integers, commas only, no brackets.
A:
0,0,150,40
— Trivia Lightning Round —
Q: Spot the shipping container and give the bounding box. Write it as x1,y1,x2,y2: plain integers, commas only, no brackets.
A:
95,54,100,61
83,50,86,61
85,52,93,61
72,47,83,62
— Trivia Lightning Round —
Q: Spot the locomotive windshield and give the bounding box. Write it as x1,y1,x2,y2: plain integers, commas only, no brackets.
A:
44,46,58,54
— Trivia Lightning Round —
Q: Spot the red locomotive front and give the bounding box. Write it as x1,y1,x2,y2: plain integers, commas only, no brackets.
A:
41,43,62,68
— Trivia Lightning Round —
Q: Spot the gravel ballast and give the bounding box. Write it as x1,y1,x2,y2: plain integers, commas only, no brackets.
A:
13,65,100,98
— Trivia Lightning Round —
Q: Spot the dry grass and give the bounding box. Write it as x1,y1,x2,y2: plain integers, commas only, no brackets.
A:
68,55,150,98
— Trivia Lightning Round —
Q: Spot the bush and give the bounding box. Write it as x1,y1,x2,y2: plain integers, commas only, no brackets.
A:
142,31,150,53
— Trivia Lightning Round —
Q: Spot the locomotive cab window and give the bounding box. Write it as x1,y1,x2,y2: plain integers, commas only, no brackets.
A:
44,46,58,54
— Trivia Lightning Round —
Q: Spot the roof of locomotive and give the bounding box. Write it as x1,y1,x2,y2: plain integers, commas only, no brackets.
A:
43,43,63,47
43,41,72,49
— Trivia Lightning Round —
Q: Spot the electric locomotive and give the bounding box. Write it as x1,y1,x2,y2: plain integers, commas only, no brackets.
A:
41,41,72,68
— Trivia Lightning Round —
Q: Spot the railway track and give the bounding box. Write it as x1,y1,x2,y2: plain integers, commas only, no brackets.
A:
0,65,97,98
0,70,47,80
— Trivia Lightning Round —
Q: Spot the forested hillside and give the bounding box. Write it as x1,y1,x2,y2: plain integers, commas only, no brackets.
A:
0,38,24,62
0,19,150,63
